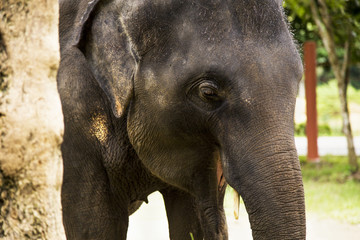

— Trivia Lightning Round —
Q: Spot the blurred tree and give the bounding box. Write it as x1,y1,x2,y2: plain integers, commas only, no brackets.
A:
285,0,360,173
0,0,65,239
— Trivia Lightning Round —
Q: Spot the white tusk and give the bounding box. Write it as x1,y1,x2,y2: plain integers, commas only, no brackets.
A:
233,190,240,220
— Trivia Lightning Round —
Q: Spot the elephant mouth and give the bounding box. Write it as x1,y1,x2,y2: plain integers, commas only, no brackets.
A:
216,160,226,192
217,159,240,220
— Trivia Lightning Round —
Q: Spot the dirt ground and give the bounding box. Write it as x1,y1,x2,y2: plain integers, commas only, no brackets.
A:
128,192,360,240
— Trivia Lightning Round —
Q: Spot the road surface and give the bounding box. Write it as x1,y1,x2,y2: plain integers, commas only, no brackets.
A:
295,136,360,156
127,192,360,240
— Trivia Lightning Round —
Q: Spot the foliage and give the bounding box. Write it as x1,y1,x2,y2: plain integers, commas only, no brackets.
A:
284,0,319,43
299,155,360,224
284,0,360,59
284,0,360,88
295,122,334,136
295,122,307,136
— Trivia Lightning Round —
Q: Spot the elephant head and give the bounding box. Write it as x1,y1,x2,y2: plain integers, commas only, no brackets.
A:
60,0,305,239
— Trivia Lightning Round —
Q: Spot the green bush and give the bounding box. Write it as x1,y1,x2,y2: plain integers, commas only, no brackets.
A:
318,123,332,136
295,122,306,136
295,122,335,136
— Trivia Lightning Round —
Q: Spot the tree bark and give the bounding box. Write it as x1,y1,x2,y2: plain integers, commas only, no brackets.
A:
0,1,65,239
310,0,359,173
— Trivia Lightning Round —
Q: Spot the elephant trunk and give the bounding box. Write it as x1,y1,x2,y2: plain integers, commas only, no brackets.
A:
221,133,306,239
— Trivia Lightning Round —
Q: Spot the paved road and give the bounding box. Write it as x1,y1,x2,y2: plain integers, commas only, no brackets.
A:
295,136,360,156
128,192,360,240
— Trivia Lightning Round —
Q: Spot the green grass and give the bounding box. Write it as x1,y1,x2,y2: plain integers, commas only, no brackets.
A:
190,232,195,240
303,180,360,224
295,79,360,136
317,80,360,135
300,155,360,224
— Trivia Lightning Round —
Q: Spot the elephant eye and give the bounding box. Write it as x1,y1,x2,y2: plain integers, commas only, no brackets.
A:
199,82,220,101
186,80,224,112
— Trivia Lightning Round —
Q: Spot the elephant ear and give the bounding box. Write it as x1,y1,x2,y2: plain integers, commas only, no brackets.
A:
59,0,135,118
59,0,100,51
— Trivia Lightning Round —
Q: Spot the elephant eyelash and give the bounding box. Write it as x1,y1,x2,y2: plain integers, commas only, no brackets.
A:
186,80,225,112
186,76,219,93
199,82,220,101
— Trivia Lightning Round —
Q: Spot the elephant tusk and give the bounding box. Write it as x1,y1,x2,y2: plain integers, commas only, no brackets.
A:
233,190,240,220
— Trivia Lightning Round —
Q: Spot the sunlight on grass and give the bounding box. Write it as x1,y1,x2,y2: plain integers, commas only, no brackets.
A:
300,155,360,224
295,79,360,136
304,180,360,224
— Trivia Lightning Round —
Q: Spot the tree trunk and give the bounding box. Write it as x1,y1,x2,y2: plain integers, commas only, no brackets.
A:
309,0,359,173
0,1,65,239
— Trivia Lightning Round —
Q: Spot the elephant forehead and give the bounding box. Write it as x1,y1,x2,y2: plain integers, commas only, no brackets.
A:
131,0,301,93
120,0,286,57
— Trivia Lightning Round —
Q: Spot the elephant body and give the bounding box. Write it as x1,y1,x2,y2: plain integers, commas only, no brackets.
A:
57,0,306,239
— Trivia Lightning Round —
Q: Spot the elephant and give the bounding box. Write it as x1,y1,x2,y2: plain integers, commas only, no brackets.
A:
57,0,306,239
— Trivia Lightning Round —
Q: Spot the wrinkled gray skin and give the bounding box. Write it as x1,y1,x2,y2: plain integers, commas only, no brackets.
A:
57,0,306,239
